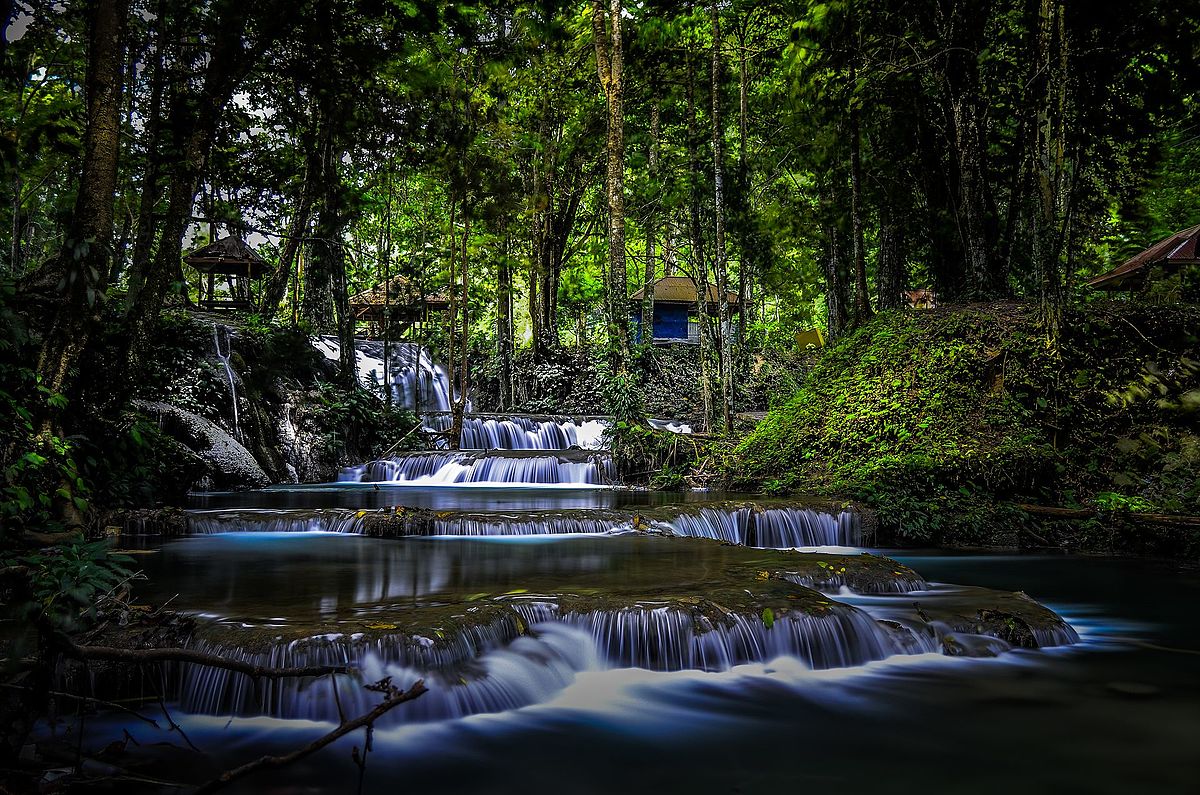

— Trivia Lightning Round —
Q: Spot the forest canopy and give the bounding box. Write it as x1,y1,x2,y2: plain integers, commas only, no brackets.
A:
2,0,1199,442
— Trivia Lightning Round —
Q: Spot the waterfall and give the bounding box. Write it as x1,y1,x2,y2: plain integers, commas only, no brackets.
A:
213,324,240,441
164,600,900,725
660,506,861,548
178,504,859,543
313,336,463,413
188,509,366,535
424,414,610,451
344,451,615,486
556,603,897,672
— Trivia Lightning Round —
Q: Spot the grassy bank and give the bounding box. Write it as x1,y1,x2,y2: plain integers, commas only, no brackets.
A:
725,301,1200,555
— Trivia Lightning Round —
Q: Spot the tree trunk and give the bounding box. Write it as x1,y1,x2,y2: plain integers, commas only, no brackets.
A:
302,119,337,329
497,228,513,411
822,198,849,340
686,42,713,431
711,4,733,433
735,19,751,342
951,93,991,300
261,117,320,318
641,89,660,345
875,207,905,310
36,0,127,402
848,83,872,325
593,0,627,368
449,207,471,450
126,0,171,288
1033,0,1070,339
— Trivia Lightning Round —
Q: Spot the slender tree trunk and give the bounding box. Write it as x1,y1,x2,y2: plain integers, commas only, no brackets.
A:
686,41,713,431
736,19,751,342
641,89,660,345
445,195,459,449
497,227,512,411
449,206,471,449
711,4,733,433
126,0,170,288
593,0,628,368
848,95,872,324
261,119,320,318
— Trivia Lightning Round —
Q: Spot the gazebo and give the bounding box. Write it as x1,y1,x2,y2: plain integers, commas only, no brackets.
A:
184,236,268,311
1087,224,1200,292
629,275,740,344
348,274,449,337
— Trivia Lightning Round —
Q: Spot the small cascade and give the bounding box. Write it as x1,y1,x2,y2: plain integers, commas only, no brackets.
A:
648,417,693,434
344,451,615,486
167,600,899,724
424,414,610,451
213,324,241,441
313,337,463,413
660,506,860,548
555,604,897,672
428,513,624,536
187,509,365,535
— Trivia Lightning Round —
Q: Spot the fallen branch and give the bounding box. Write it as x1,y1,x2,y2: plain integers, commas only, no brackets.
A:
193,678,427,795
57,642,351,680
0,683,160,729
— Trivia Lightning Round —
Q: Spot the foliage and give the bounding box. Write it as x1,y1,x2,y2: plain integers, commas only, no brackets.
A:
2,540,134,634
728,302,1200,544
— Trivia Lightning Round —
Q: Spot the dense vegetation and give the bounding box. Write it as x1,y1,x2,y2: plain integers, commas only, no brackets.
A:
0,0,1198,544
729,302,1200,552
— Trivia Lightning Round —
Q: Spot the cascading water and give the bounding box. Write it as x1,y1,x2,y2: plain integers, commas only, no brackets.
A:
213,324,240,441
313,336,462,413
344,451,615,486
660,505,861,548
424,414,610,451
163,601,902,725
178,503,857,545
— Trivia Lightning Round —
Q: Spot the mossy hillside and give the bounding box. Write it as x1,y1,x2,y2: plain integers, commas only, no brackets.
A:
727,301,1200,546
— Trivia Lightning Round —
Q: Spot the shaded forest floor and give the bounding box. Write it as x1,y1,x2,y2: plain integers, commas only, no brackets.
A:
722,300,1200,557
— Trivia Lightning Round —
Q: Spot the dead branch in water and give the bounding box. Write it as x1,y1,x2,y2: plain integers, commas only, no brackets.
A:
193,677,427,795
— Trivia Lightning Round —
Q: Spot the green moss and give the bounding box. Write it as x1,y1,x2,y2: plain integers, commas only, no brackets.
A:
726,301,1200,547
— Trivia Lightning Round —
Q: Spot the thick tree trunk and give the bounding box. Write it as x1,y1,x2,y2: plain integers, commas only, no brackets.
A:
1033,0,1070,339
711,4,733,433
302,122,338,329
450,210,471,448
593,0,627,368
822,207,848,340
36,0,127,402
875,208,905,310
951,94,991,299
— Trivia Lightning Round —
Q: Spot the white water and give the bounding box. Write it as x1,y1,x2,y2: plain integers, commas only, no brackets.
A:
313,336,462,413
344,452,615,486
213,325,241,441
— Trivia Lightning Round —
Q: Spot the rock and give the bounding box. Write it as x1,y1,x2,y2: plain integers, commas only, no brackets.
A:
132,399,270,490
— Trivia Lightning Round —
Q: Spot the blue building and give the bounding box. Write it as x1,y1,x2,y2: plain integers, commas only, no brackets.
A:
630,276,740,344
